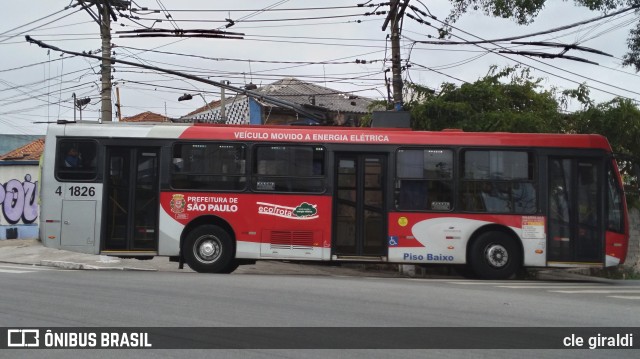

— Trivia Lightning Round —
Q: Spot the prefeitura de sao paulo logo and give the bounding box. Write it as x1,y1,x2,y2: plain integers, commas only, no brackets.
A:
170,194,186,214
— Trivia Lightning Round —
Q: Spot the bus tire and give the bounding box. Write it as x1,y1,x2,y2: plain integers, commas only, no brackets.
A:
184,225,235,273
469,231,521,280
453,265,477,279
220,260,241,274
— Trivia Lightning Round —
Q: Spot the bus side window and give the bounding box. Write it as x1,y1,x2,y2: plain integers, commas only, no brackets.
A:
252,145,325,193
461,150,537,214
395,148,453,211
171,143,247,191
512,182,536,213
56,140,97,181
398,180,427,210
479,182,510,212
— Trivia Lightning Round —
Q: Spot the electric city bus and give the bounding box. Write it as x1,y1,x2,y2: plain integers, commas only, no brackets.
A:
39,121,629,279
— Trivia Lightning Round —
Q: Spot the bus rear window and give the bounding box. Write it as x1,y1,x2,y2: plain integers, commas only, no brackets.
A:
56,140,98,181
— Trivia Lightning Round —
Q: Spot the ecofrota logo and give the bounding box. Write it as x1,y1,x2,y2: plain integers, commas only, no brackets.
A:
257,202,319,220
7,329,39,347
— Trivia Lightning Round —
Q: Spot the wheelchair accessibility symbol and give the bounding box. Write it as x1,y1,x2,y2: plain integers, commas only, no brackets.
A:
388,236,399,247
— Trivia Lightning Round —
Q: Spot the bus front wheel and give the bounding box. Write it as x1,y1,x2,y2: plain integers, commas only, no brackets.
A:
469,231,521,280
184,225,235,273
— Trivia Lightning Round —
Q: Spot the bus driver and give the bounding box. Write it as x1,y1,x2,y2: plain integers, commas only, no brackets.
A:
64,147,81,168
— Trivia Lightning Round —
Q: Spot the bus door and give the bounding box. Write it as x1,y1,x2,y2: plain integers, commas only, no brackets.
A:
333,153,388,258
103,147,160,253
547,157,603,264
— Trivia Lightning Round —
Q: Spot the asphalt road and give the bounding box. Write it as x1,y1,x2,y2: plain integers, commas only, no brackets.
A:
1,265,638,358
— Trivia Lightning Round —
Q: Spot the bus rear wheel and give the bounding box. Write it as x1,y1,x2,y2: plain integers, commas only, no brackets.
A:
184,225,235,273
469,231,521,280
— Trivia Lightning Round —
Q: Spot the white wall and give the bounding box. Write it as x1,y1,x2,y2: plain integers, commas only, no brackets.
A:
0,163,39,240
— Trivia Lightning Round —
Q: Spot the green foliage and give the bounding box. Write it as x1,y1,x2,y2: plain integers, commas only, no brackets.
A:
567,97,640,156
565,97,640,204
406,65,564,133
562,83,594,110
446,0,547,25
623,21,640,72
447,0,629,24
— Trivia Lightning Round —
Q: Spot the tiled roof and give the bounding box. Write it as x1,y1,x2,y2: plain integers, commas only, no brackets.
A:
121,111,169,122
0,138,45,161
256,78,373,113
184,99,221,117
182,78,375,121
181,95,249,124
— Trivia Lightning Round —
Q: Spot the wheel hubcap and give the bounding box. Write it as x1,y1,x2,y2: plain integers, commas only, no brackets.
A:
195,236,221,263
485,244,508,268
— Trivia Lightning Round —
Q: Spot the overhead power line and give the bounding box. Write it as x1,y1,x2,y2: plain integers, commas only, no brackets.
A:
25,36,332,122
116,28,244,39
411,4,640,46
129,5,367,13
117,45,381,66
122,12,378,24
398,2,640,101
422,12,640,101
0,8,69,37
0,8,83,44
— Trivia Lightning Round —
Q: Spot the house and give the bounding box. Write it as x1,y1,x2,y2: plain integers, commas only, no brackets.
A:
0,138,44,240
179,78,378,126
0,134,42,155
121,111,169,123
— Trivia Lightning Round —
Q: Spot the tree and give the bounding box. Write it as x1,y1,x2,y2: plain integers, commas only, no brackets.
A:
443,0,640,71
564,97,640,200
406,65,565,132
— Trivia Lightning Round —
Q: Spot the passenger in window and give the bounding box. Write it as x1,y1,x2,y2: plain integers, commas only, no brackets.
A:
480,182,510,212
313,160,323,175
399,181,427,210
65,147,81,168
172,158,183,172
512,183,536,213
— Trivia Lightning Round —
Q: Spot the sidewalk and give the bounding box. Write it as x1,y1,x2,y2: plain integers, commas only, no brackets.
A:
0,239,610,281
0,239,404,277
0,239,177,271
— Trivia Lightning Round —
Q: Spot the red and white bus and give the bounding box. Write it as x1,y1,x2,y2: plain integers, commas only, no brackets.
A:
39,122,629,279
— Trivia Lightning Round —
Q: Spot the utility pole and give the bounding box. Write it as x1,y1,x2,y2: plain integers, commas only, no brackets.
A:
220,80,230,123
382,0,409,111
100,3,112,122
78,1,130,122
115,86,123,122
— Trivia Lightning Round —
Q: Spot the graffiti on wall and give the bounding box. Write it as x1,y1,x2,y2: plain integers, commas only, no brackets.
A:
0,174,38,225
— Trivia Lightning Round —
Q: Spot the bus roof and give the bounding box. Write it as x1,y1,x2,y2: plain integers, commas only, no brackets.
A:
50,122,613,151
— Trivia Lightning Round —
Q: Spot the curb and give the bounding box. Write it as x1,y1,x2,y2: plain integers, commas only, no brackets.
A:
0,260,40,267
39,260,157,271
534,269,616,283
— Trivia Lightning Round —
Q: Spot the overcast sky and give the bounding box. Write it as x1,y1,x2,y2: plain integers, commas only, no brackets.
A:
1,0,639,135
